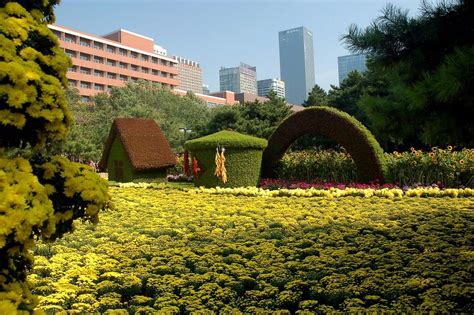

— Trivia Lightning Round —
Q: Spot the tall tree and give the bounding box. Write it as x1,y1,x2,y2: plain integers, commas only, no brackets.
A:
236,91,293,139
303,84,328,107
342,0,474,148
327,71,368,124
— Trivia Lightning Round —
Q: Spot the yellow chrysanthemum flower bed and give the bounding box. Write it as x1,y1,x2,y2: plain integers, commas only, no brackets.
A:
29,186,473,313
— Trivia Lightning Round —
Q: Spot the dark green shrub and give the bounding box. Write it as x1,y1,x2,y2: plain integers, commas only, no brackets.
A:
262,106,386,183
185,130,267,187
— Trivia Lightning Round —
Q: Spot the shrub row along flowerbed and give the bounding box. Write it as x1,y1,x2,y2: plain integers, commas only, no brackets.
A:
31,187,473,313
277,147,474,187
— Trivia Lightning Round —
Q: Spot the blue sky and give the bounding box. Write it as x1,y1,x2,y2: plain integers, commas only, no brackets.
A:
55,0,421,92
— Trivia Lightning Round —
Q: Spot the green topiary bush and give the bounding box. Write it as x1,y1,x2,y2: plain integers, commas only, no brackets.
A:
262,106,386,183
185,130,267,188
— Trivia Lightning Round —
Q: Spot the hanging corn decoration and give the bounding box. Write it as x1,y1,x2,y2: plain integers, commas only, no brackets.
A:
214,145,228,183
220,147,227,183
214,147,221,177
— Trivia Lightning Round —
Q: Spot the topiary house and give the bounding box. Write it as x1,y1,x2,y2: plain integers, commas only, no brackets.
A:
262,106,387,183
99,118,176,182
185,130,268,188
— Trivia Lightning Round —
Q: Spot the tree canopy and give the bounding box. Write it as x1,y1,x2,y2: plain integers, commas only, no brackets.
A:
342,0,474,148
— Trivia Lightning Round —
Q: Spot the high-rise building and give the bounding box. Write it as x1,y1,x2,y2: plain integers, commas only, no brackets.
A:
279,26,315,105
219,63,257,94
337,53,368,84
257,79,285,98
202,84,210,95
49,24,179,102
172,56,203,94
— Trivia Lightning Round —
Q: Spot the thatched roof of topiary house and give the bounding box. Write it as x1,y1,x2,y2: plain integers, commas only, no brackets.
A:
99,118,176,171
185,130,268,151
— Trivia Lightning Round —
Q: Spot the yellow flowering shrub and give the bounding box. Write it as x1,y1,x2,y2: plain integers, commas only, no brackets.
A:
0,157,53,312
30,187,474,313
0,2,71,148
0,1,110,312
33,156,109,239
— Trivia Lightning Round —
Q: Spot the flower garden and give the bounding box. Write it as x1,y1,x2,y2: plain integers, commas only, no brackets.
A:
1,1,474,314
31,186,473,313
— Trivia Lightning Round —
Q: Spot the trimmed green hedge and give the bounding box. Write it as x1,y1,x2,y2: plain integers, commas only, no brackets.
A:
185,130,268,150
185,131,267,188
262,106,387,183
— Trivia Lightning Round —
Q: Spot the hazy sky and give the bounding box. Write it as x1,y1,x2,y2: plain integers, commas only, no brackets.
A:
55,0,422,92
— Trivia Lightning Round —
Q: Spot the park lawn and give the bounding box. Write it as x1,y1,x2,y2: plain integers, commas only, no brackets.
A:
31,187,473,313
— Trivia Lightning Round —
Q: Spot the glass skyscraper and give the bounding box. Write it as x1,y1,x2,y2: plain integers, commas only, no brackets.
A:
279,26,315,105
337,53,368,84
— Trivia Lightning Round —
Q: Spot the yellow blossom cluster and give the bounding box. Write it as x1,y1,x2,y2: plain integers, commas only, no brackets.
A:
0,155,111,312
37,156,110,233
29,187,473,313
0,2,71,148
111,182,474,198
0,157,53,312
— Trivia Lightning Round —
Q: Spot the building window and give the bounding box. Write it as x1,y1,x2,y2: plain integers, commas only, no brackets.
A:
106,45,116,53
141,55,148,61
93,56,104,63
152,69,159,76
119,62,128,69
107,86,113,92
64,35,76,43
94,42,104,50
119,48,127,56
68,80,77,87
81,96,90,102
131,65,139,72
106,59,116,66
80,67,91,75
80,82,91,89
152,57,158,64
68,66,77,72
94,70,104,77
161,60,168,66
79,38,91,47
119,75,128,81
130,52,138,59
80,53,91,61
94,84,104,91
65,50,76,58
107,73,116,79
142,67,149,74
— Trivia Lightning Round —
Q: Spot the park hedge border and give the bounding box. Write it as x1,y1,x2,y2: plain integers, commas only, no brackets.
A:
185,130,268,188
261,106,387,183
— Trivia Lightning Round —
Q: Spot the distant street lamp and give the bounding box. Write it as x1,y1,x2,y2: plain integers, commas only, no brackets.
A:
179,127,192,135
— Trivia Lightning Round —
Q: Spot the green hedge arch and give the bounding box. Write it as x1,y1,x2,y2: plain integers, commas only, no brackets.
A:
261,106,387,183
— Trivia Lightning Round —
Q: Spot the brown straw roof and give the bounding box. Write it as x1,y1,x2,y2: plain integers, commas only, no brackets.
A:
99,118,176,171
